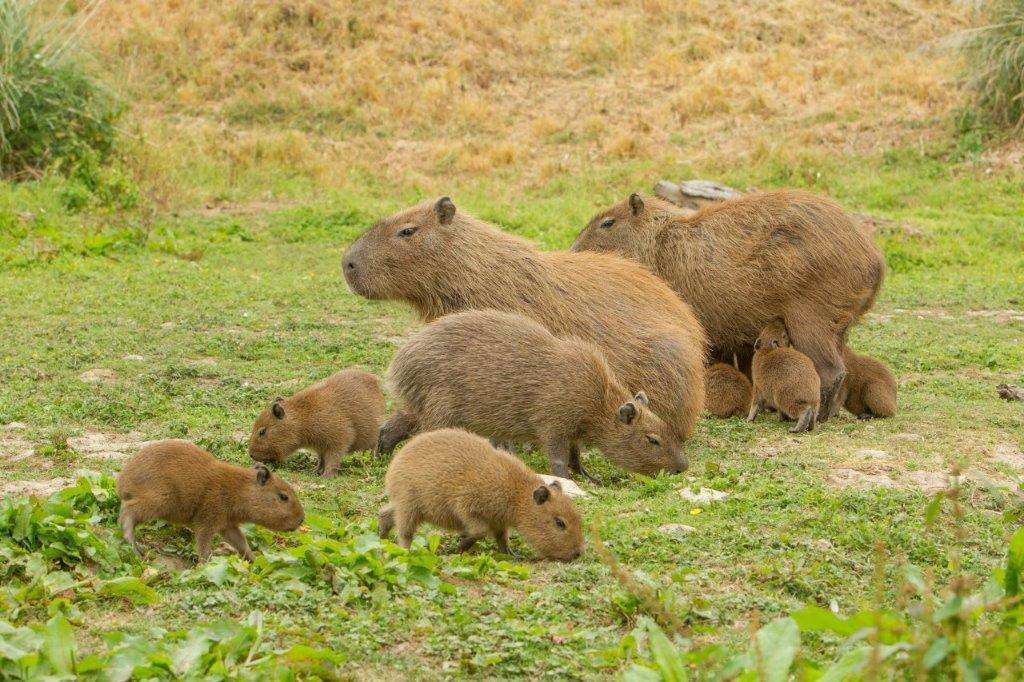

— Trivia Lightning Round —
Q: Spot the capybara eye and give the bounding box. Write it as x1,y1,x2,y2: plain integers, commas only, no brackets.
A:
278,492,289,502
600,217,615,229
555,517,567,530
258,427,267,437
646,434,661,446
397,226,418,237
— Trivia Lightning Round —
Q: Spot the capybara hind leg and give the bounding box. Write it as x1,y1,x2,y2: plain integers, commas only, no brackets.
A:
393,509,420,549
194,527,216,564
783,311,845,421
543,438,572,479
222,525,254,562
376,411,418,457
790,406,816,433
747,399,763,423
378,505,396,539
863,384,896,418
320,450,343,478
118,506,141,554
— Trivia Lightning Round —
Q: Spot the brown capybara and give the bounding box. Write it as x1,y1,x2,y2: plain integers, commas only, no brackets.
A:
249,369,385,478
116,440,304,562
378,428,584,561
342,197,707,447
379,309,685,478
571,190,885,421
705,356,752,419
838,347,897,419
748,319,821,433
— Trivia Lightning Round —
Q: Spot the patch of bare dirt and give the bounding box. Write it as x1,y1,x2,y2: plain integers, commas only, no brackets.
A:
192,199,292,218
1,425,35,464
79,368,117,384
66,431,158,462
990,442,1024,469
828,468,896,489
1,478,71,498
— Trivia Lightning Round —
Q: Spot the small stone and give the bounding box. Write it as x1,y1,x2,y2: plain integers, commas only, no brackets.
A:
79,368,117,384
812,539,833,550
903,470,949,493
3,422,28,430
122,354,145,362
678,487,729,504
854,448,891,460
828,468,896,489
991,443,1024,469
997,384,1024,401
188,357,218,367
891,433,923,443
10,448,35,463
538,475,589,498
658,523,696,535
160,321,176,329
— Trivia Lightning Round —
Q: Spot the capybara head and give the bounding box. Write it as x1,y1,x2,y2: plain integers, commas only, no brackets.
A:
571,193,673,260
248,397,299,464
518,480,584,561
246,464,305,531
754,319,791,351
602,391,687,475
342,196,459,301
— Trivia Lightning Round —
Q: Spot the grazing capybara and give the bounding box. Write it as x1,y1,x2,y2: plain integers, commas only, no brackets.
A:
379,309,685,478
342,197,706,446
839,347,897,419
748,319,821,433
116,440,304,562
705,357,752,419
249,369,385,478
572,190,884,420
378,428,584,561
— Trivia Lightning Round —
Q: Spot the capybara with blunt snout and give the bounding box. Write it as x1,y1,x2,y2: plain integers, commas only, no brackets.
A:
748,319,821,433
249,369,385,478
705,357,752,418
572,190,885,421
379,309,685,478
838,347,897,419
342,197,706,446
379,428,584,561
116,440,304,562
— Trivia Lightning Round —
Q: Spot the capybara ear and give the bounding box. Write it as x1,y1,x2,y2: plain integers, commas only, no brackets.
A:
255,464,271,486
547,479,562,492
533,485,551,504
618,402,638,424
272,400,285,419
634,391,649,406
435,196,456,225
629,192,644,217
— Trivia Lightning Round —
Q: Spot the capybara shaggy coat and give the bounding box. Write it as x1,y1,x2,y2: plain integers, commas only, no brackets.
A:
249,369,385,478
705,358,752,419
379,309,685,477
116,440,304,562
378,428,584,561
839,347,897,419
572,190,884,420
342,197,706,444
748,320,821,433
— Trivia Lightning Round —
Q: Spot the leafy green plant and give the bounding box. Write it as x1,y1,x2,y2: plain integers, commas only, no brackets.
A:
961,0,1024,133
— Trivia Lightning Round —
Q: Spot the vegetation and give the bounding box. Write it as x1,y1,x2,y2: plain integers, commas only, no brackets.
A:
962,0,1024,133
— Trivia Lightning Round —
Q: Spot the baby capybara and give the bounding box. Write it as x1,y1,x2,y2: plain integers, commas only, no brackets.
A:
378,428,584,561
705,358,752,418
839,347,897,419
116,440,304,562
379,309,685,478
748,320,821,433
249,369,385,478
342,197,706,446
572,190,884,420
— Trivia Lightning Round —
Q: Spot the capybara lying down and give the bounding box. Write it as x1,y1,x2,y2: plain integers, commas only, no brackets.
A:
378,428,584,561
378,309,685,478
572,190,884,421
342,197,706,447
248,369,385,477
117,440,304,562
705,358,752,418
748,320,821,433
839,347,897,419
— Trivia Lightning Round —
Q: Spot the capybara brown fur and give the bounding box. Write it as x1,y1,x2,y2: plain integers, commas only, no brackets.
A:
379,309,686,478
572,190,885,421
249,369,385,478
378,428,584,561
342,197,706,445
705,358,752,419
838,347,897,419
116,440,304,562
748,320,821,433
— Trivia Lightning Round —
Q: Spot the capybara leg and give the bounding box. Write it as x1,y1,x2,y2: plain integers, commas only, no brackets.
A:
569,445,601,485
118,506,140,554
456,535,480,553
863,384,896,418
378,505,395,539
394,509,420,549
222,525,254,562
320,450,342,478
790,406,816,434
747,399,763,423
490,438,516,452
376,410,418,458
315,453,325,476
493,528,517,558
783,311,846,421
194,527,216,564
544,439,572,479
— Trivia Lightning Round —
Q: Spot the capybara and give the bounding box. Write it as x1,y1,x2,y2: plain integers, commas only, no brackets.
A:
748,320,821,433
379,309,685,477
342,197,706,446
705,356,752,418
378,428,584,561
838,347,897,419
571,190,885,420
249,369,385,478
116,440,304,562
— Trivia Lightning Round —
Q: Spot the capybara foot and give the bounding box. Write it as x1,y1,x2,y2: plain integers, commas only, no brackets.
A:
790,406,816,433
818,371,846,421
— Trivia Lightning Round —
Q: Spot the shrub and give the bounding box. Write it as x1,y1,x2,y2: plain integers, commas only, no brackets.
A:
962,0,1024,133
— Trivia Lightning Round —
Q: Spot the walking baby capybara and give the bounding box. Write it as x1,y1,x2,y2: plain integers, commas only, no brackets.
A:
572,190,884,421
378,428,584,561
748,319,821,433
838,347,897,419
342,197,706,446
379,309,685,478
116,440,304,562
705,357,752,419
248,369,385,478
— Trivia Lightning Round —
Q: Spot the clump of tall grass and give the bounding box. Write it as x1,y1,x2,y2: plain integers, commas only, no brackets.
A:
0,0,122,179
962,0,1024,133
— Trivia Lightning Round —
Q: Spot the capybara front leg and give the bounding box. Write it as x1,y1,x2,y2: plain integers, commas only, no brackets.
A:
747,399,763,423
222,525,255,561
376,410,418,457
320,450,342,478
378,505,395,539
569,445,601,485
118,506,141,555
784,309,846,421
544,439,573,479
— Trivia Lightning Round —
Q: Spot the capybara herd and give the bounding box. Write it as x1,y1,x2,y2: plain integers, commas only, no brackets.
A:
116,186,896,564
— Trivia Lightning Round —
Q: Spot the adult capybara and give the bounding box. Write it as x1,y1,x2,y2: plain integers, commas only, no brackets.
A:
705,358,752,419
379,309,685,478
748,319,821,433
572,190,884,420
839,347,897,419
342,197,707,444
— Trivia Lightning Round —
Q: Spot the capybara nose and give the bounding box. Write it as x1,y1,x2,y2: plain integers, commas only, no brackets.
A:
344,259,355,271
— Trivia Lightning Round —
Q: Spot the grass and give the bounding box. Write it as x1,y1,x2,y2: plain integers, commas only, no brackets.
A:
962,0,1024,133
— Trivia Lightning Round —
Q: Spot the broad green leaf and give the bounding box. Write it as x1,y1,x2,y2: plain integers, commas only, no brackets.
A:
924,492,943,525
42,614,75,675
172,632,211,676
622,664,663,682
645,619,688,682
791,606,855,636
923,637,950,670
752,617,799,682
820,646,869,682
98,577,159,605
1004,527,1024,597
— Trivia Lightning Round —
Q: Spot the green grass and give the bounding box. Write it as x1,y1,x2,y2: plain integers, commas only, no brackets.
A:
1,149,1023,678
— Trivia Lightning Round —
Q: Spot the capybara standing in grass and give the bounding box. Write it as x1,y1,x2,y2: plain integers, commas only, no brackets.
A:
117,440,304,562
379,428,584,561
248,369,385,478
572,190,884,420
748,319,821,433
705,357,752,418
838,347,897,419
342,197,707,446
379,309,686,477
